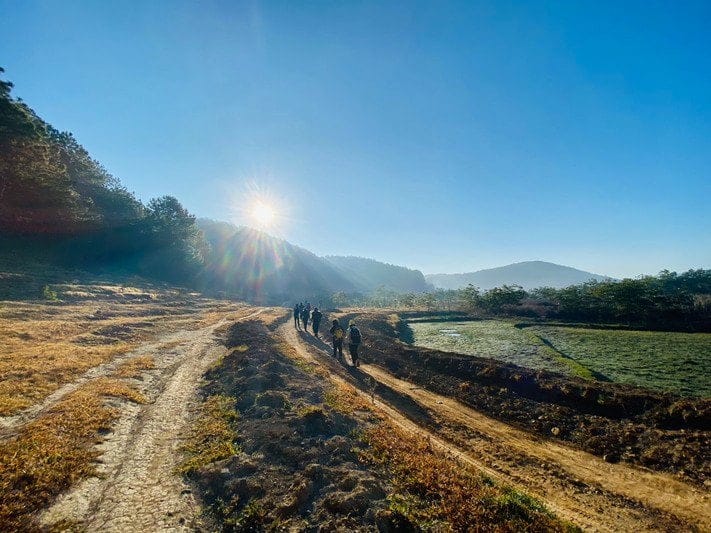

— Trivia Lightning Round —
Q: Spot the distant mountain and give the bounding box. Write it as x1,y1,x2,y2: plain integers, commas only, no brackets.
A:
324,256,431,293
426,261,611,291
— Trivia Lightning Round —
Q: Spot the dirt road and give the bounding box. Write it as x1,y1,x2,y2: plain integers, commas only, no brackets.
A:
280,322,710,532
40,308,263,532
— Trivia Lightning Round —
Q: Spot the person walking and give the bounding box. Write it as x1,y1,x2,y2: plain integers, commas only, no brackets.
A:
329,319,345,360
311,307,323,338
347,322,362,367
293,303,301,330
301,304,310,331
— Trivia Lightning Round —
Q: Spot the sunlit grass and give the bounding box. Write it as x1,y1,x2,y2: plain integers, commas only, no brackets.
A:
179,395,239,475
0,289,245,416
360,422,575,532
113,356,156,378
0,378,147,530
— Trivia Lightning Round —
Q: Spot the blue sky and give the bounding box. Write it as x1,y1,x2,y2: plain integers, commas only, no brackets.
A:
1,0,709,278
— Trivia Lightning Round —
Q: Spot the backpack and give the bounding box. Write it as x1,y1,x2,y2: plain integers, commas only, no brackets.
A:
334,327,344,340
350,327,361,344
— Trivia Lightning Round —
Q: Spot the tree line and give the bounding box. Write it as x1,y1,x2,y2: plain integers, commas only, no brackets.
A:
331,269,711,332
0,68,204,282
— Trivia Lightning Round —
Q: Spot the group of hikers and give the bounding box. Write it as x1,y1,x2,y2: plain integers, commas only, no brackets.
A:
293,301,362,367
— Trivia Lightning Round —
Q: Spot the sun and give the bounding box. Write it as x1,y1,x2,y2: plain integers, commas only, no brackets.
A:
249,200,276,228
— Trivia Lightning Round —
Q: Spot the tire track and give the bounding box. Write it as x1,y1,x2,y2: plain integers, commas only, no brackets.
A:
40,308,263,532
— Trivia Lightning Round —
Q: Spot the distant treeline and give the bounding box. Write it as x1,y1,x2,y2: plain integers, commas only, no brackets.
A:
0,68,205,282
338,270,711,332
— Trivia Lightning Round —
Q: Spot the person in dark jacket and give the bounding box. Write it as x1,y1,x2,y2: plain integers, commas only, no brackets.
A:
311,307,323,338
329,319,345,359
293,303,301,330
347,322,362,367
301,304,310,331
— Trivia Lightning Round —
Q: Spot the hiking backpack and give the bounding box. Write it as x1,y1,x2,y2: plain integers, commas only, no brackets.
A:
350,327,361,344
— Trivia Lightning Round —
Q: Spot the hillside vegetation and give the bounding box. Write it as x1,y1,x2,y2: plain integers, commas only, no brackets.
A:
324,255,431,293
0,69,430,303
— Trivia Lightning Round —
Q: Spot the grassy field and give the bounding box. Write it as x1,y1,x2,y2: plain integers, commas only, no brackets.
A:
0,275,246,529
408,319,711,397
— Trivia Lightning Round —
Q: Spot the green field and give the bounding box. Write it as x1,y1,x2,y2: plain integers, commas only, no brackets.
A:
408,320,711,397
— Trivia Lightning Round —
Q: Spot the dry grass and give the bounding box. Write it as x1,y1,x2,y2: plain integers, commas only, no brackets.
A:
112,356,156,378
325,382,381,416
257,307,288,327
360,422,576,532
274,340,329,378
0,289,244,417
0,378,147,531
179,395,239,475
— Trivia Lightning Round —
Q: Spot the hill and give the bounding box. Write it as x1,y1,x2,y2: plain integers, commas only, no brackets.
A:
197,219,358,303
197,220,431,303
426,261,611,290
324,255,431,293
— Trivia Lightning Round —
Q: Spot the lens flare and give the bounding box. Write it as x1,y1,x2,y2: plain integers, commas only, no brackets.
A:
249,200,276,228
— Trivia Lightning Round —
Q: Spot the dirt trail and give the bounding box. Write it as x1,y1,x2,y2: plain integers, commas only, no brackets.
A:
40,308,263,532
280,322,709,532
0,331,198,439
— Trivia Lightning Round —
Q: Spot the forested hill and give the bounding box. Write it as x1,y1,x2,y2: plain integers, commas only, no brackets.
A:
427,261,610,290
0,68,205,282
324,255,431,293
0,69,143,235
197,219,359,302
197,220,430,302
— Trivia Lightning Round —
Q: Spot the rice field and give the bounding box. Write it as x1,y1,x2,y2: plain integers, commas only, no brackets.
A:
408,319,711,397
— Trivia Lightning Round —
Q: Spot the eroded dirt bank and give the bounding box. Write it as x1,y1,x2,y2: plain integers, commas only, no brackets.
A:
356,313,710,486
283,315,709,532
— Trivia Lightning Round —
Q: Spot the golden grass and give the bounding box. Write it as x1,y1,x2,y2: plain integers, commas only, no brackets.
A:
274,340,328,377
360,422,576,532
179,395,239,475
0,378,147,530
112,356,156,378
325,382,381,416
0,294,246,417
257,307,288,327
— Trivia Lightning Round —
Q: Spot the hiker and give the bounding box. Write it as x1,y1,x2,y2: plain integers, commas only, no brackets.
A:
293,303,301,330
329,319,345,359
311,307,323,338
301,304,310,331
347,322,362,367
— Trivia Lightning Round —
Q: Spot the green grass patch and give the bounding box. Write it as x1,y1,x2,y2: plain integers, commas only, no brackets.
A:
530,326,711,397
179,395,239,475
409,319,711,396
408,320,574,375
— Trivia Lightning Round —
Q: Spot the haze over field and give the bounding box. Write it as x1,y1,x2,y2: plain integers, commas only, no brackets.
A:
2,1,710,278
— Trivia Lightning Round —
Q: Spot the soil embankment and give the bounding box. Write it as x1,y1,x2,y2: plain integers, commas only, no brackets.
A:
359,314,710,485
283,314,710,532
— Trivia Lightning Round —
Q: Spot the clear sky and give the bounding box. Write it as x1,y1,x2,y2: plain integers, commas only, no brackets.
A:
2,0,709,278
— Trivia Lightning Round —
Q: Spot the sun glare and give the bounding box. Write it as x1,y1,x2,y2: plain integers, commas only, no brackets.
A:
249,200,276,228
